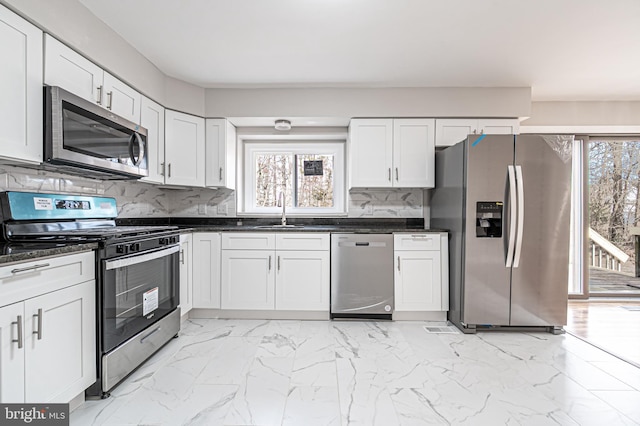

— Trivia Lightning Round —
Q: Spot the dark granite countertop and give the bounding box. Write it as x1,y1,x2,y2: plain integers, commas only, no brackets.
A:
0,242,98,265
117,217,447,234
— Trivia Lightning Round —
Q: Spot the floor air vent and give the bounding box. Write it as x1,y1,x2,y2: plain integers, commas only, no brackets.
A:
423,325,459,334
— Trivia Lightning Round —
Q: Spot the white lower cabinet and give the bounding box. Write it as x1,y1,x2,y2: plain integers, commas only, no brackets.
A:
179,234,193,315
394,233,448,312
275,250,329,311
221,250,275,310
220,233,330,311
192,233,221,309
0,252,96,403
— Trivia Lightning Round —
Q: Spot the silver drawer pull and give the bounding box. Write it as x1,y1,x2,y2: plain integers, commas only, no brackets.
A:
11,263,50,274
33,308,43,340
397,256,401,271
140,327,161,343
12,315,23,349
410,235,429,238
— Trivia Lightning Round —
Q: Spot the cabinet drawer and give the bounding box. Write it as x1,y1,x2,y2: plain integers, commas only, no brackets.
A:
276,233,329,251
0,251,95,308
394,233,441,251
222,233,275,250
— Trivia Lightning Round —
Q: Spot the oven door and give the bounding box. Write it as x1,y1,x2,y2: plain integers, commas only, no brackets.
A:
102,245,179,352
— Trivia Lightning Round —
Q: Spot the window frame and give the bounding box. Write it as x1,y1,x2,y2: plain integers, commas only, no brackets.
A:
240,139,346,216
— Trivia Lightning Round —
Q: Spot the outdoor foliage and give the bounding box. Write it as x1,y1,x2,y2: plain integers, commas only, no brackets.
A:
589,139,640,257
255,153,334,208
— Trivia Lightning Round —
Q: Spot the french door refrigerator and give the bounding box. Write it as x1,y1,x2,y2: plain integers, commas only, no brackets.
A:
431,134,573,333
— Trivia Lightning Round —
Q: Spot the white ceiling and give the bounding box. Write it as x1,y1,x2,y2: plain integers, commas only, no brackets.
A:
79,0,640,101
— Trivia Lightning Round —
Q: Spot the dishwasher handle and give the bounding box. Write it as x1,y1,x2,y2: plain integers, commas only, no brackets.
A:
338,241,388,248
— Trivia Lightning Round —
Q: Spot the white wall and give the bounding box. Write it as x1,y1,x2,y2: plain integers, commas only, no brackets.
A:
0,0,205,116
521,101,640,134
205,87,531,119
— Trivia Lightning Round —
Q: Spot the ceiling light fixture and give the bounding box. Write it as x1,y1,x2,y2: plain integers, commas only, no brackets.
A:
274,119,291,131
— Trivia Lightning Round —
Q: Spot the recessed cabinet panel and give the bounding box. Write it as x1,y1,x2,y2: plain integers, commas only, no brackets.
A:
165,110,205,187
179,234,193,314
192,233,221,309
275,251,329,311
221,250,275,310
0,302,25,402
350,119,394,188
393,119,435,187
395,251,442,311
103,72,141,124
44,34,102,105
0,6,42,163
140,96,166,184
205,119,236,189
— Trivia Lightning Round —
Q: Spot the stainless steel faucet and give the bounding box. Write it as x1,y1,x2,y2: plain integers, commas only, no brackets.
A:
277,192,286,226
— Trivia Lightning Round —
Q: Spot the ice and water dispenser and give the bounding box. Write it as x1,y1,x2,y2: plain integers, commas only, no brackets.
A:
476,202,503,237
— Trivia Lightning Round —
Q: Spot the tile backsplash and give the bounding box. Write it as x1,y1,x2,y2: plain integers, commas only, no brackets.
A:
0,165,425,219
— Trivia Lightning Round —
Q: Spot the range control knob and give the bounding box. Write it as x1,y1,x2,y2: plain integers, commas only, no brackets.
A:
159,237,168,245
129,243,140,252
116,244,127,254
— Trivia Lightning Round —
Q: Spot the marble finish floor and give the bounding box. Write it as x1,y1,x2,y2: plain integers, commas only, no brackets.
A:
71,319,640,425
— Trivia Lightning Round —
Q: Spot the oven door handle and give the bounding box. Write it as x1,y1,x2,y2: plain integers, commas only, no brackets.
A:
105,246,179,270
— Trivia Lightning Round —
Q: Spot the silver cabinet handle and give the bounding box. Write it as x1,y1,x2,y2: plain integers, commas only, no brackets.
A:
180,249,184,264
168,163,172,178
277,256,280,271
506,166,517,267
397,256,401,271
513,165,525,268
268,255,272,271
96,85,103,105
12,315,23,349
161,162,165,176
395,168,399,181
219,167,223,181
388,168,391,181
106,91,113,110
11,263,50,274
33,308,42,340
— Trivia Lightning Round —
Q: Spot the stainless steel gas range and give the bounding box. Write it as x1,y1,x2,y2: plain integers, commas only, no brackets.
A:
0,191,181,398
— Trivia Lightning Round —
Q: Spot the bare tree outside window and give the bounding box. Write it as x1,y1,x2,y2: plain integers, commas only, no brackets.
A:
296,154,334,208
589,139,640,275
255,154,292,207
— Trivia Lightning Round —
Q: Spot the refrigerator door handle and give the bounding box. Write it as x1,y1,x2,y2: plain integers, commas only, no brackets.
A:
506,165,517,267
513,165,525,268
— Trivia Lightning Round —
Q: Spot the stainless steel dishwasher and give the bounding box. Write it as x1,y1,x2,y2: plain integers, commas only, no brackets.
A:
331,233,394,319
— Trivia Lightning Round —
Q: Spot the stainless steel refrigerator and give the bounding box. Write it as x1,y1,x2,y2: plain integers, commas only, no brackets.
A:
431,134,573,333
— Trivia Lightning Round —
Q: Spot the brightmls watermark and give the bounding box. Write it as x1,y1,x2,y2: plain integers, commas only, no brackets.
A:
0,404,68,425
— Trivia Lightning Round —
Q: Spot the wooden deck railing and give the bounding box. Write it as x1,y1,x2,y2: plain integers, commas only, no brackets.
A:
589,228,630,272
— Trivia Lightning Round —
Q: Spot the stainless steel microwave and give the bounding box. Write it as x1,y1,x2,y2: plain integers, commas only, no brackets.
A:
44,86,148,179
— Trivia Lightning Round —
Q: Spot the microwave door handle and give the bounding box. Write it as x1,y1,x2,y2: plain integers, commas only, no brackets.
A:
105,246,179,270
128,133,145,166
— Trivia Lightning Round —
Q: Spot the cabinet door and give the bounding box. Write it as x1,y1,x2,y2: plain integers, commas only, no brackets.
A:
140,96,166,184
275,251,329,311
478,119,520,135
349,119,393,188
435,119,477,148
44,34,103,105
179,234,193,314
165,110,206,187
103,72,141,124
0,5,42,163
205,119,237,189
395,251,442,311
192,233,221,309
0,302,25,402
393,119,435,187
221,250,275,310
24,281,96,403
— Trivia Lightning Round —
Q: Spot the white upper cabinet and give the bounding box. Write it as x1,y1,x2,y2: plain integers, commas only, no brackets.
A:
140,96,166,184
205,119,237,189
102,72,141,123
350,118,435,188
0,5,43,164
44,35,141,123
435,118,520,147
164,110,205,187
